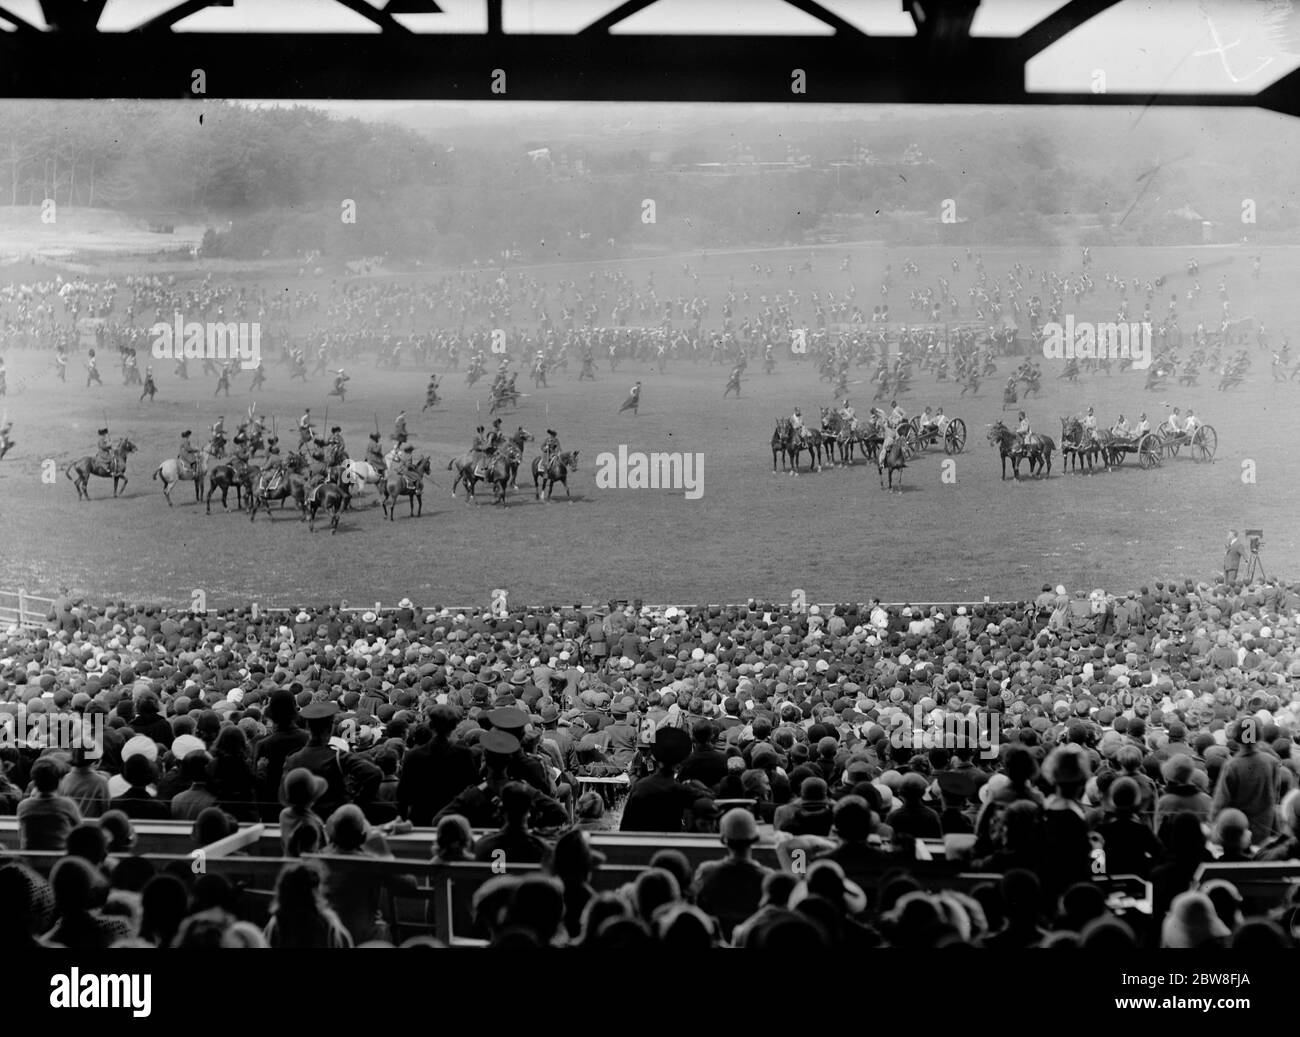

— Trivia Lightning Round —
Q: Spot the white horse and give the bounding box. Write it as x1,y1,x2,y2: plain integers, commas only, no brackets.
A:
341,459,383,503
152,457,201,506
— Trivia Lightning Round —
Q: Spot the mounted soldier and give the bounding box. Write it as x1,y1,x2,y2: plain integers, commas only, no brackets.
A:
305,438,329,492
540,428,561,469
1016,410,1031,451
364,432,387,474
230,432,252,480
95,427,113,469
326,425,347,464
178,430,199,478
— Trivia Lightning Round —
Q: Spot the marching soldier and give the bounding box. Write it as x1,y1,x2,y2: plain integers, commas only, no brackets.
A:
392,409,408,445
85,349,103,387
140,365,157,402
53,348,68,383
214,363,232,397
330,368,349,401
174,354,189,380
0,420,13,460
423,374,441,411
299,408,314,446
619,380,642,415
249,358,267,391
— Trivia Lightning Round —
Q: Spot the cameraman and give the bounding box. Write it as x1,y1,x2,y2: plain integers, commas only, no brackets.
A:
1223,529,1244,585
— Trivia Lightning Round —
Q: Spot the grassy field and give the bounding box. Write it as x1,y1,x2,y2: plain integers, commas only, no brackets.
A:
0,243,1294,609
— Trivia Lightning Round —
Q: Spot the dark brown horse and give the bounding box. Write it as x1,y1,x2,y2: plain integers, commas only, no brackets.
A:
382,454,431,519
531,450,579,501
306,480,347,534
66,437,137,500
205,459,255,514
249,465,307,522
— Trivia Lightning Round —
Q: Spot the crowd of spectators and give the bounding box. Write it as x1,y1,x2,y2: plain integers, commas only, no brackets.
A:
2,576,1300,948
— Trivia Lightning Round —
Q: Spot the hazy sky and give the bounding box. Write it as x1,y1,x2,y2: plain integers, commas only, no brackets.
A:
6,0,1300,96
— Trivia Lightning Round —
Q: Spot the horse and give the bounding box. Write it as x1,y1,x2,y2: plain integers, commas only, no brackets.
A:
1059,417,1110,473
505,427,534,488
66,437,137,500
1020,432,1056,478
878,437,907,490
152,457,202,506
478,453,514,506
988,422,1025,480
249,466,307,522
771,418,794,473
382,454,431,519
771,419,793,473
341,460,384,505
819,408,854,466
531,450,580,501
205,460,255,514
306,480,347,534
988,422,1054,480
786,426,822,473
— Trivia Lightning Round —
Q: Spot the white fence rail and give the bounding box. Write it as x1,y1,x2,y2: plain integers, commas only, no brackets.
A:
0,588,57,631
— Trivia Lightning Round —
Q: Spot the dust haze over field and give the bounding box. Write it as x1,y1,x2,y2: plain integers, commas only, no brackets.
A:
0,101,1297,608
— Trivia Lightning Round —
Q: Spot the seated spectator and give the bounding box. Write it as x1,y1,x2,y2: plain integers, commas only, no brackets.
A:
170,751,218,821
775,776,835,836
321,804,417,945
888,772,943,843
279,767,329,858
548,829,603,939
573,791,615,832
432,814,475,864
973,800,1046,875
1155,755,1212,841
982,869,1049,949
110,755,171,821
1161,890,1230,948
18,757,81,851
1096,777,1163,878
0,862,57,948
44,856,132,949
1258,789,1300,861
1212,808,1255,862
263,860,353,948
474,781,555,864
692,808,773,940
58,748,110,819
138,874,189,948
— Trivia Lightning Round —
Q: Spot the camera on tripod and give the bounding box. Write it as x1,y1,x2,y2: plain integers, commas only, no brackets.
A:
1243,529,1265,583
